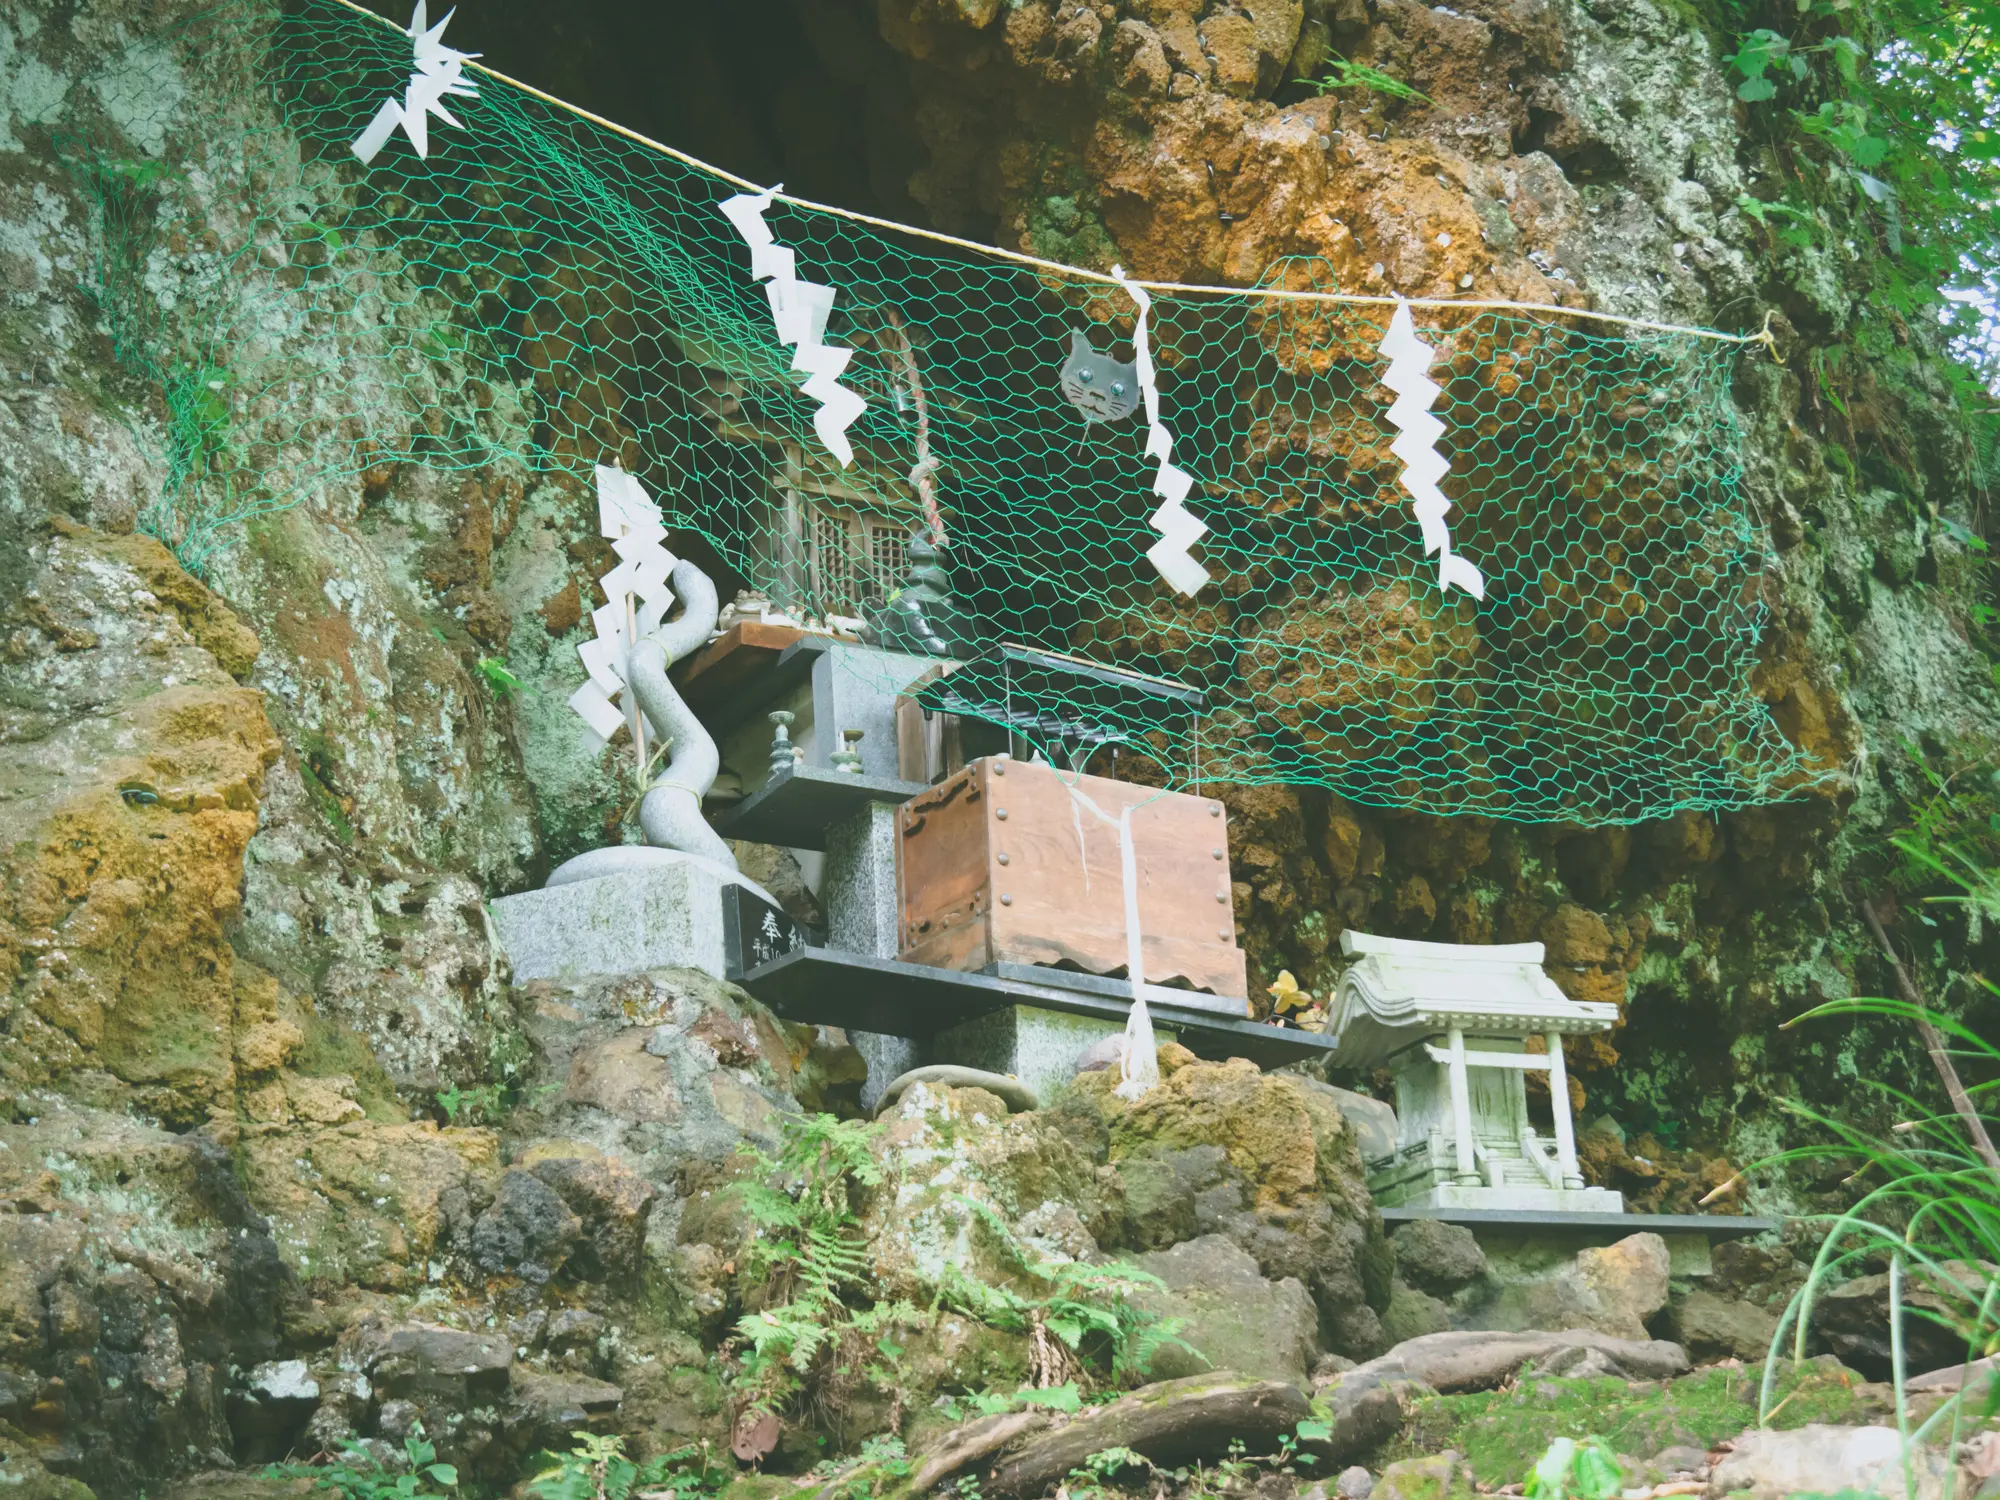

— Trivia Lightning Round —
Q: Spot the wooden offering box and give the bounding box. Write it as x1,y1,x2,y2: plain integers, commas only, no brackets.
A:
895,757,1249,1004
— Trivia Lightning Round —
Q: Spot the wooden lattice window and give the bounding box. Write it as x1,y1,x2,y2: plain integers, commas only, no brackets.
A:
806,503,909,617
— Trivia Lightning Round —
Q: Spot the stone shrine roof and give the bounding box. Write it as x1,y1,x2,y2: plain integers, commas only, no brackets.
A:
1326,930,1619,1067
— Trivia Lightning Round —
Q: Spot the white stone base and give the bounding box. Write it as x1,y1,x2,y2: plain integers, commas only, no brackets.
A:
1410,1182,1626,1213
489,859,770,984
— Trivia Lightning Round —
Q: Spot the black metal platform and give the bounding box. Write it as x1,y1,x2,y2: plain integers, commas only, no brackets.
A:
1381,1206,1778,1240
712,764,926,851
736,945,1337,1069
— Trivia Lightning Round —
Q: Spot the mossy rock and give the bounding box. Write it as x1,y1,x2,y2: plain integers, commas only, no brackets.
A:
0,1421,96,1500
1378,1358,1890,1488
1372,1452,1477,1500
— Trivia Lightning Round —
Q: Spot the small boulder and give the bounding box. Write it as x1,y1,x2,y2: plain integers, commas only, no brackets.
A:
1710,1424,1950,1500
1648,1443,1708,1476
1813,1265,1985,1379
1335,1464,1376,1499
1379,1279,1453,1344
1371,1451,1476,1500
361,1323,513,1406
526,1153,655,1284
1673,1287,1778,1363
469,1169,582,1284
1473,1232,1668,1341
1131,1233,1320,1385
1391,1219,1488,1299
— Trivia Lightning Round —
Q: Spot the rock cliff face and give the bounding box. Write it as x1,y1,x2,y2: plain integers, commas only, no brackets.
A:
331,0,1993,1176
0,0,1992,1490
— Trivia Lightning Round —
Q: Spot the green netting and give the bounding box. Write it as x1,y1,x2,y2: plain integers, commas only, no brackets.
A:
66,0,1835,825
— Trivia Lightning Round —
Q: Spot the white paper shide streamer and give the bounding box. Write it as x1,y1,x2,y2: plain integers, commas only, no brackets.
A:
569,464,679,751
351,1,479,165
1110,266,1210,598
718,188,867,468
1379,301,1486,600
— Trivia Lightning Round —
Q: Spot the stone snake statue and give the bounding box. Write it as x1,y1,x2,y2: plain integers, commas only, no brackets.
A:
546,558,741,887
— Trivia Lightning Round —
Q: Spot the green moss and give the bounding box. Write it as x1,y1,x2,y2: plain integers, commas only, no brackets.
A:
293,1010,404,1121
1378,1361,1888,1485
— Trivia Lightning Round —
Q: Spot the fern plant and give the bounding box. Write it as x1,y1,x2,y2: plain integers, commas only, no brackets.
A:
937,1196,1195,1384
726,1115,921,1419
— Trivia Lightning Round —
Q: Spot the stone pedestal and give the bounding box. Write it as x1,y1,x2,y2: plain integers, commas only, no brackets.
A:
823,802,921,1110
931,1004,1122,1106
489,859,768,984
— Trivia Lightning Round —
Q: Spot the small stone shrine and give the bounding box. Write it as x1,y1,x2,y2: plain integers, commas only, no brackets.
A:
1326,931,1624,1212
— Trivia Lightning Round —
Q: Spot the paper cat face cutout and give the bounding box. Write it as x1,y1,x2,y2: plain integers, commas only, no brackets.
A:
1059,330,1140,427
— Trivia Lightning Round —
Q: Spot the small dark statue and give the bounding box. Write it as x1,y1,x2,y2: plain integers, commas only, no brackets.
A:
861,532,978,659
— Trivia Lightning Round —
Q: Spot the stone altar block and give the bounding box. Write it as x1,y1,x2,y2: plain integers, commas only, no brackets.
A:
932,1004,1123,1106
490,856,773,984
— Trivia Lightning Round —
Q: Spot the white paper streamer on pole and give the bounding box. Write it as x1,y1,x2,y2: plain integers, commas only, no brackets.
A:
351,1,479,165
1110,266,1210,598
718,187,867,468
1379,300,1486,600
569,464,679,753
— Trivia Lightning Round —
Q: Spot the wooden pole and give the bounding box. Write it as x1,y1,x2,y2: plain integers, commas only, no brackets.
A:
1857,892,2000,1179
625,588,646,778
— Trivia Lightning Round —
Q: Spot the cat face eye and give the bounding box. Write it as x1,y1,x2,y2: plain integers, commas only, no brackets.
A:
1077,369,1093,383
1112,381,1127,396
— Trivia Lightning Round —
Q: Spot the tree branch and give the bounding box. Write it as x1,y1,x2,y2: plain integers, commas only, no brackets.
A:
1856,890,2000,1179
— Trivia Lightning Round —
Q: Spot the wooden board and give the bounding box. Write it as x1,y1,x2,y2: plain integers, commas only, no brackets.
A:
896,757,1248,999
673,621,808,725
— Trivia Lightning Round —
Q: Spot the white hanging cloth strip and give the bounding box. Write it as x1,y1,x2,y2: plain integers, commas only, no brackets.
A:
569,464,679,751
1378,300,1486,600
1055,773,1165,1100
351,1,479,165
718,187,868,468
1109,266,1210,598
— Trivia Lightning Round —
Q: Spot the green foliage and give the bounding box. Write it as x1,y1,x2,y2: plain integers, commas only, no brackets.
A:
270,1425,458,1499
435,1082,507,1126
1720,0,2000,390
1384,1364,1886,1484
725,1115,919,1417
720,1112,1197,1430
1757,995,2000,1452
1885,741,2000,942
808,1435,914,1500
934,1382,1085,1422
1301,55,1431,103
934,1195,1196,1383
477,658,524,698
1066,1436,1315,1500
526,1433,720,1500
1523,1437,1621,1500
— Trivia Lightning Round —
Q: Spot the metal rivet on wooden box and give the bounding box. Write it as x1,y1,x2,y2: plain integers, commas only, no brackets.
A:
895,756,1250,1003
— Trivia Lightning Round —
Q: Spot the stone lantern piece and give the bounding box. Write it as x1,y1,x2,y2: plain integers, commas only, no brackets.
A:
1327,931,1624,1212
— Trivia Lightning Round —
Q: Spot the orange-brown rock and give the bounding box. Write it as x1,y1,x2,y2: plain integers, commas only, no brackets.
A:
1,522,279,1123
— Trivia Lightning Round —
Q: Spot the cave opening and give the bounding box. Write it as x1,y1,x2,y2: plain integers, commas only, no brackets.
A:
358,0,937,228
